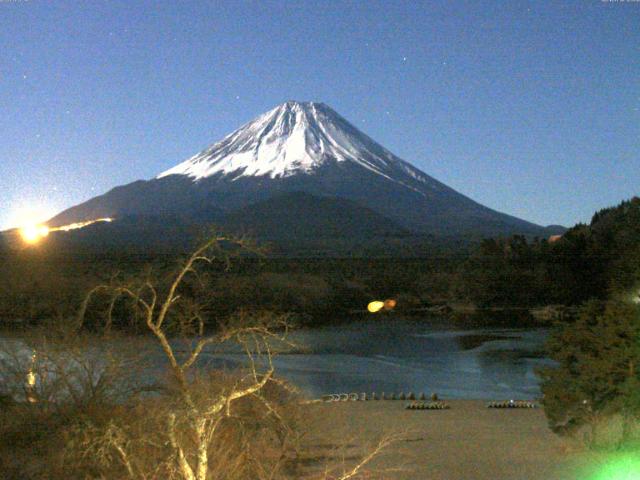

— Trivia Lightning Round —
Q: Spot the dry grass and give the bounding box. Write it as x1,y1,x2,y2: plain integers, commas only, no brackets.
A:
298,400,580,480
0,373,304,480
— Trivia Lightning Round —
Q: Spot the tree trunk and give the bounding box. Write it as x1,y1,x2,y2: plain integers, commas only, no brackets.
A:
195,418,209,480
168,413,196,480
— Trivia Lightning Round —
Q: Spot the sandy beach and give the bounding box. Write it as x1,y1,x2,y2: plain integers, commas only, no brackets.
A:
299,400,604,480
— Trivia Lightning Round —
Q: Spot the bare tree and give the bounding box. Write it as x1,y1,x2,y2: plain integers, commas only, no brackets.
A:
0,319,147,412
0,235,401,479
75,235,299,480
319,433,407,480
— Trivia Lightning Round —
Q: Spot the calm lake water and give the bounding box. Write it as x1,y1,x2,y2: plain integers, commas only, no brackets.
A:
1,319,552,400
197,319,552,400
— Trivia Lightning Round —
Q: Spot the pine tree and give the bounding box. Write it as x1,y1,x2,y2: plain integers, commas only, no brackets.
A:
539,299,640,446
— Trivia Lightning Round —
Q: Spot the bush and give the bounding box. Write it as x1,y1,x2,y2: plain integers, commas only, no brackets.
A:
539,299,640,448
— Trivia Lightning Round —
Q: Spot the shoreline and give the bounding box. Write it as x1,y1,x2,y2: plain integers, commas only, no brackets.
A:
299,399,602,480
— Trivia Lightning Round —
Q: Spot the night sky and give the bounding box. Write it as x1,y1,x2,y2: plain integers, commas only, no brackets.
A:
1,0,638,229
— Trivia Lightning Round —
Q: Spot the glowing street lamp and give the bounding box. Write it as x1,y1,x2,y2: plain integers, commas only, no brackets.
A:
367,301,385,313
367,299,397,313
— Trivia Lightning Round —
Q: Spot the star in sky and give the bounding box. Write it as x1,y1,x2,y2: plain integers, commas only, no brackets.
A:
1,0,638,230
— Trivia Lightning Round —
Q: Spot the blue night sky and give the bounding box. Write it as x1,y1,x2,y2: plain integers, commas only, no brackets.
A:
1,0,638,229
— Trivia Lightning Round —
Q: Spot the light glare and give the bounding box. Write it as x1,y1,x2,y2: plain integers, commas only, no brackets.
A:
20,224,49,244
367,301,385,313
587,454,640,480
17,217,113,245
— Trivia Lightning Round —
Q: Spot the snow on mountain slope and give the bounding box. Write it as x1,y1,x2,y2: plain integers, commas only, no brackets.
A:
48,100,555,240
157,101,433,192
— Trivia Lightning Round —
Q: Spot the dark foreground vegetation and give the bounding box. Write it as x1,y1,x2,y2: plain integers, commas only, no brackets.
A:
1,196,640,477
0,237,397,479
540,298,640,448
533,198,640,449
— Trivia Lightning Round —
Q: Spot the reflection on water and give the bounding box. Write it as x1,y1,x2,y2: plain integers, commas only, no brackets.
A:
1,318,552,400
204,319,552,400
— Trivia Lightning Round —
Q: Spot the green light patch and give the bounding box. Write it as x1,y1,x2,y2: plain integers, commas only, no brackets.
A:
588,454,640,480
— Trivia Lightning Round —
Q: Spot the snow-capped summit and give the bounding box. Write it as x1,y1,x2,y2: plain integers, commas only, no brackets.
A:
49,101,558,242
157,101,429,188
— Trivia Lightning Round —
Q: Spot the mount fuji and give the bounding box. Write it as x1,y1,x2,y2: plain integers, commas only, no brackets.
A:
48,101,560,251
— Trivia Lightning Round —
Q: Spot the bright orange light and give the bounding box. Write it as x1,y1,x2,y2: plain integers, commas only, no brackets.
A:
54,217,113,231
20,224,49,244
10,204,54,245
17,217,114,245
384,299,397,310
367,301,385,313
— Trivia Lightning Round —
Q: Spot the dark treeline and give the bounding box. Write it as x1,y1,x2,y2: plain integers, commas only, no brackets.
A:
456,197,640,446
0,251,173,324
2,197,638,328
460,197,640,308
0,250,465,327
531,198,640,447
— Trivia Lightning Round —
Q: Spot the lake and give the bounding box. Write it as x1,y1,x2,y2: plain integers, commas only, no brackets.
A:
197,318,552,400
1,318,552,401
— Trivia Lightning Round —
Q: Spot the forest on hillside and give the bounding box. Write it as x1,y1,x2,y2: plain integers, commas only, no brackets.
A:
461,197,640,308
1,197,638,328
